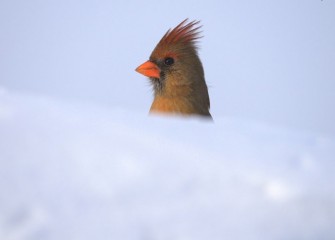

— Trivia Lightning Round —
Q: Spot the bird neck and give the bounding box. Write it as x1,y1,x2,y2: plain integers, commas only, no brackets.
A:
150,83,209,116
150,94,194,114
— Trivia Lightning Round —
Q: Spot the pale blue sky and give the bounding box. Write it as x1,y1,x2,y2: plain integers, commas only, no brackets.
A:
1,0,334,135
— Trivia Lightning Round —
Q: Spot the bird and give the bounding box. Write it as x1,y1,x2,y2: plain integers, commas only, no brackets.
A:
135,19,212,119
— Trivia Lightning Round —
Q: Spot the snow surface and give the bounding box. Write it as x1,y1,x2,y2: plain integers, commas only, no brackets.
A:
0,87,335,240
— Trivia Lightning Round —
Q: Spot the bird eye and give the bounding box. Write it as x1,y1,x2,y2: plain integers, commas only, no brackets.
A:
164,57,174,66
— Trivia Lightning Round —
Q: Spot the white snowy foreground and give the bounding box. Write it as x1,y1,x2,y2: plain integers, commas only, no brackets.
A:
0,87,334,240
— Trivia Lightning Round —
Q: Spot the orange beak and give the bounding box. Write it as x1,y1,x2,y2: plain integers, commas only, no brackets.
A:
135,61,160,78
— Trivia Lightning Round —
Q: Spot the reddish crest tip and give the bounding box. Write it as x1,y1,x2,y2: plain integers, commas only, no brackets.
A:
158,18,202,46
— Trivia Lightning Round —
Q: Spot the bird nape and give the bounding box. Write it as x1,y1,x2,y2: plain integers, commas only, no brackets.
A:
135,18,212,119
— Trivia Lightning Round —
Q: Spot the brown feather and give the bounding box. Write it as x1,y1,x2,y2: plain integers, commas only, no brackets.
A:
136,19,212,119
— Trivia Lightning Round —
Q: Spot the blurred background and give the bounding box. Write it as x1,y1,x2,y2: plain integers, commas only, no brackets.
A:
1,0,334,135
0,0,335,239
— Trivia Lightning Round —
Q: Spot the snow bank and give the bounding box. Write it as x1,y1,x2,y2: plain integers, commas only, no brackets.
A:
0,87,334,240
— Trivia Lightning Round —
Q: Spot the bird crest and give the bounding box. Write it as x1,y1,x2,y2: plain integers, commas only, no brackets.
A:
157,19,202,48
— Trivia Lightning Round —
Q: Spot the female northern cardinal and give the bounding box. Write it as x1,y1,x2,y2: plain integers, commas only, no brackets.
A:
135,19,212,119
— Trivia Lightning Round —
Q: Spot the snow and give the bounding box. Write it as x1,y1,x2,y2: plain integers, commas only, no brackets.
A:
0,87,334,240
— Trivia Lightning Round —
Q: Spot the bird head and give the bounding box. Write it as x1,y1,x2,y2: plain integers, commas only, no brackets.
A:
136,19,211,118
